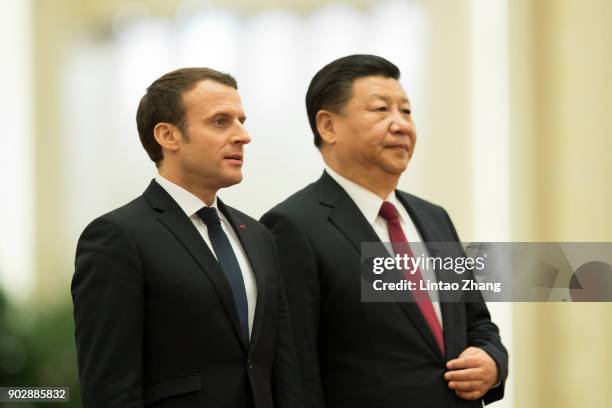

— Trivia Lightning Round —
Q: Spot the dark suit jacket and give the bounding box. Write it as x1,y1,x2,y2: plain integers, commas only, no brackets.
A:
260,171,508,408
72,180,302,408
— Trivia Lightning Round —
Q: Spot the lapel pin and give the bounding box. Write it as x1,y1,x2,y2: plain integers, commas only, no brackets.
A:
239,224,247,230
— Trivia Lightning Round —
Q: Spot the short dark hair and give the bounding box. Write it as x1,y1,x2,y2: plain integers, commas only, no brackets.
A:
136,67,237,166
306,54,400,147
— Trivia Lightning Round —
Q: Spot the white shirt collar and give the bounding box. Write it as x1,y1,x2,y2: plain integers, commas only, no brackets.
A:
325,166,406,225
155,175,218,218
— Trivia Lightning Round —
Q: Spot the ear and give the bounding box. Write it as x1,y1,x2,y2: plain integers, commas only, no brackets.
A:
153,122,181,153
316,110,337,145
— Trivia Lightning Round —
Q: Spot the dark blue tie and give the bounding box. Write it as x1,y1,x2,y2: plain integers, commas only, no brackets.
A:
197,206,249,341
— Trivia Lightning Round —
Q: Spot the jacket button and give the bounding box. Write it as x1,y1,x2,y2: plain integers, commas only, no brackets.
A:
248,362,253,370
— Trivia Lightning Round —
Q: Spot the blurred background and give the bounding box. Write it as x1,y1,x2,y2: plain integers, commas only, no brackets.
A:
0,0,610,406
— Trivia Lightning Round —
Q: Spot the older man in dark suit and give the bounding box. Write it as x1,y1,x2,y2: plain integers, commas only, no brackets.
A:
261,55,508,408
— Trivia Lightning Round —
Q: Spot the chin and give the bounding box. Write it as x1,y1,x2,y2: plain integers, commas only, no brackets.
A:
382,161,409,176
220,172,243,187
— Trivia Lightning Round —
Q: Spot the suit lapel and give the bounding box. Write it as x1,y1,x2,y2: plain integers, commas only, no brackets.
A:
326,194,381,254
143,180,247,351
317,172,445,362
217,199,267,353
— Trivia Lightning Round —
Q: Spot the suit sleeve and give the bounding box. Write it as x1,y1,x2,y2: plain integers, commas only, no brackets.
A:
71,215,144,408
271,251,305,408
261,211,325,408
442,208,509,405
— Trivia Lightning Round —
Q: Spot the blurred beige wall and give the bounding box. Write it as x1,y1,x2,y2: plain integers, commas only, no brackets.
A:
510,0,612,407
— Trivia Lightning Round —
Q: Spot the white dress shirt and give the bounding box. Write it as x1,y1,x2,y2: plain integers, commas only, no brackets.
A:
325,166,443,326
155,175,258,337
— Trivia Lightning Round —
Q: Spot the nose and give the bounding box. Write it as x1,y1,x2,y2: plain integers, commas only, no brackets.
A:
233,122,251,145
389,109,414,136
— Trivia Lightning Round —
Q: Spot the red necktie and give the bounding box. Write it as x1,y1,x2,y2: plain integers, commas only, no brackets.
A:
379,201,445,355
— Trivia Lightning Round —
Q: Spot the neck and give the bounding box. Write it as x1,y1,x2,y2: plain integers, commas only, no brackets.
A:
158,167,217,206
324,157,399,199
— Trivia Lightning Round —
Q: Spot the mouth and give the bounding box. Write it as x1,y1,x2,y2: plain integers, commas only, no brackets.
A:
385,144,409,152
224,152,244,165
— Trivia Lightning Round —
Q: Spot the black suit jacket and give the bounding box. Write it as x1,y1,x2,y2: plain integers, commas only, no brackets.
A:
261,172,508,408
72,180,302,408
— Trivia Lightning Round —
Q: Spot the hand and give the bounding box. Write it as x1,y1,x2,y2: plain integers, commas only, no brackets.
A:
444,346,499,400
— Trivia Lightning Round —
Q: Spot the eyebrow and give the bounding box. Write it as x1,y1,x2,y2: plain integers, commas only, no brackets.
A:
209,111,247,123
370,93,410,105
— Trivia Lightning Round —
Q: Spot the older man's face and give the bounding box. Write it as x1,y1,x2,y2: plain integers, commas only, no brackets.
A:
331,76,416,178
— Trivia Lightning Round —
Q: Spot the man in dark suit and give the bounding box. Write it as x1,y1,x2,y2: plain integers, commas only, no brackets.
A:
261,55,508,407
72,68,301,408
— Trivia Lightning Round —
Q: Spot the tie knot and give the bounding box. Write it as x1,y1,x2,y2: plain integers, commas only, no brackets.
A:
379,201,400,222
197,206,221,226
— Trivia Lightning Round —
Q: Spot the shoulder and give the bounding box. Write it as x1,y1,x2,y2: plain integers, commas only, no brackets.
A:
396,189,460,241
260,182,335,254
78,195,153,242
107,195,156,223
397,190,448,216
262,182,320,223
